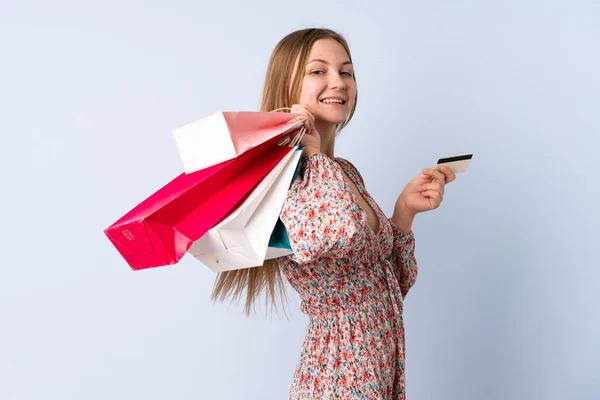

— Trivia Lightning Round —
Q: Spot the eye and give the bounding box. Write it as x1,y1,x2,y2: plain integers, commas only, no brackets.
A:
310,70,325,75
341,71,354,77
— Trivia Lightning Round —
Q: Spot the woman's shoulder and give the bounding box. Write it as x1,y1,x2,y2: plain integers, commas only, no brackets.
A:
334,156,366,187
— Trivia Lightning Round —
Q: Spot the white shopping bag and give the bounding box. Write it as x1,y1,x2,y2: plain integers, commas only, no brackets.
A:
172,111,303,174
188,146,303,272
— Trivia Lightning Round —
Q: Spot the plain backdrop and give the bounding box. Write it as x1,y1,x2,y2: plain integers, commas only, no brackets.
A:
1,1,599,399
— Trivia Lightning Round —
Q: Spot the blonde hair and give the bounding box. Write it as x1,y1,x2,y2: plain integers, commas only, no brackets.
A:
210,28,358,316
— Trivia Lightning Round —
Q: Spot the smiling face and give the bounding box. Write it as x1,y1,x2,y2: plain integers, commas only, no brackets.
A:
298,39,357,128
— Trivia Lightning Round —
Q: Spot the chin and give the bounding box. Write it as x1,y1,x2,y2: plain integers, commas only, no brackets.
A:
326,117,348,126
315,110,350,126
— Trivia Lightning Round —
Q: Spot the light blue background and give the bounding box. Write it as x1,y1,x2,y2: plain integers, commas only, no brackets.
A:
2,1,598,399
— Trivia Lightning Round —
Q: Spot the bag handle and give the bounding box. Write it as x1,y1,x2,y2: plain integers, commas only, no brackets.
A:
271,108,306,148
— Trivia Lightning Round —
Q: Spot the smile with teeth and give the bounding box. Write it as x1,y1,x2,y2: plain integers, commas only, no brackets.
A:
321,98,346,104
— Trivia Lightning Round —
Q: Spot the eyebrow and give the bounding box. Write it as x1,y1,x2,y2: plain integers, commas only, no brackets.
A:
307,58,353,67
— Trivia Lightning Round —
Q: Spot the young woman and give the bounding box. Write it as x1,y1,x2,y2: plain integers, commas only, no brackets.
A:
212,28,456,399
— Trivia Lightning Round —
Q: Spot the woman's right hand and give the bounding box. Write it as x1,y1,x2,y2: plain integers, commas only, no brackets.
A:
288,104,321,157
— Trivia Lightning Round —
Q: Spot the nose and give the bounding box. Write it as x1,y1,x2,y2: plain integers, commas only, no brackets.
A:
328,72,346,91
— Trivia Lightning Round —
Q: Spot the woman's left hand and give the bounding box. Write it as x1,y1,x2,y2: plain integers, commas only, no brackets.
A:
394,166,456,217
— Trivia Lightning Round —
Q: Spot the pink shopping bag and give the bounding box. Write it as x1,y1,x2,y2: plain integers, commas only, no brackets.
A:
172,111,302,173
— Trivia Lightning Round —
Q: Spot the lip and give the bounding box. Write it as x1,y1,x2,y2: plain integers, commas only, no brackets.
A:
319,96,347,104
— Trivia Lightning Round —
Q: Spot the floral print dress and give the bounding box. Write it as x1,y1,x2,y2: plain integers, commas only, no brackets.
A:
278,154,418,399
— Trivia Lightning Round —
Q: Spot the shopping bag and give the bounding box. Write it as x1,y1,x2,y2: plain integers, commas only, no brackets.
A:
264,147,304,259
265,219,293,260
173,111,303,174
188,146,303,272
104,134,293,271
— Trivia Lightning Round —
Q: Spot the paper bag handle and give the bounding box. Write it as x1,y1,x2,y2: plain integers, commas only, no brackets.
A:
270,108,306,148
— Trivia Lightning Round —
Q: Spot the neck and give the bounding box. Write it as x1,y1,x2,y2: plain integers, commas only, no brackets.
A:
315,120,337,159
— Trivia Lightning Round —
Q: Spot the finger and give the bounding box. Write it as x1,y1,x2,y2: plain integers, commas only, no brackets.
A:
420,190,443,208
304,117,313,131
422,168,447,184
437,166,457,183
298,106,315,124
421,188,442,199
290,104,313,114
288,113,312,129
292,115,313,131
419,182,444,195
290,105,315,128
303,113,316,131
288,105,304,120
287,108,303,123
430,168,447,183
293,103,312,111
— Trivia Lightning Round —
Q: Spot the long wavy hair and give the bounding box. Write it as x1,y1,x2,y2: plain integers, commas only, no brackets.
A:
210,28,358,316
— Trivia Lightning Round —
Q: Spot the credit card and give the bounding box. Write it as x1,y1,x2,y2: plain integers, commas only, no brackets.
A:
437,153,473,173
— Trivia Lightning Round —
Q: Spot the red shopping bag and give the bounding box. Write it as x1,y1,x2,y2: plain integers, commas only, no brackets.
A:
104,135,295,271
